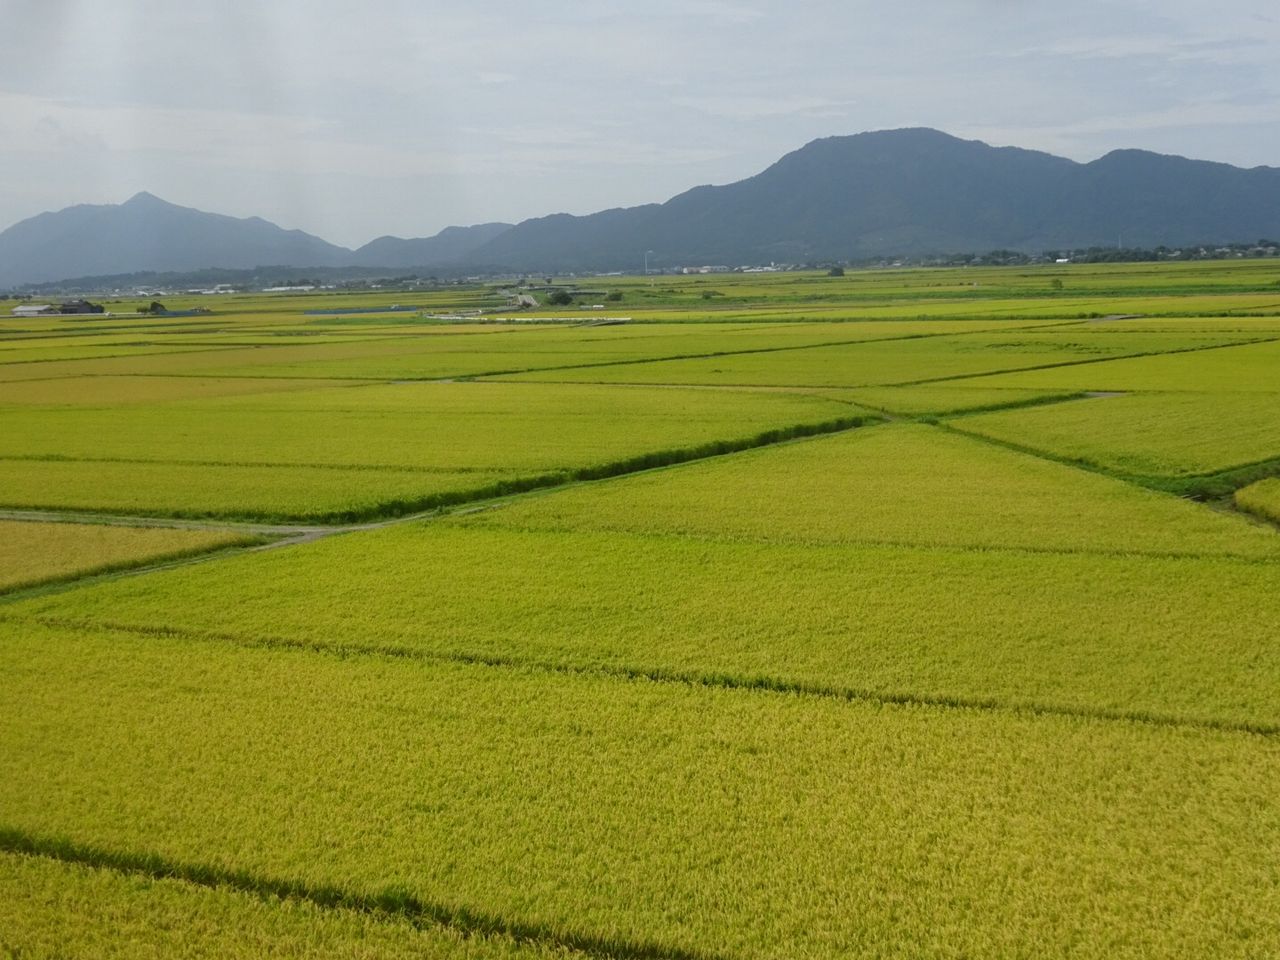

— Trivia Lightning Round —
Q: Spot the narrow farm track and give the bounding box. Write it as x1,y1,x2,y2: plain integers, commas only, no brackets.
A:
0,511,412,604
7,384,1277,605
0,417,885,600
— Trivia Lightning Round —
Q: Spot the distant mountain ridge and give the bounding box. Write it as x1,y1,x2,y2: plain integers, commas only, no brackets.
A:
0,193,513,286
348,223,513,269
462,129,1280,271
2,128,1278,285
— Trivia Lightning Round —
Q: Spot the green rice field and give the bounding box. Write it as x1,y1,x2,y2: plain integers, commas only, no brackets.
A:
3,261,1280,958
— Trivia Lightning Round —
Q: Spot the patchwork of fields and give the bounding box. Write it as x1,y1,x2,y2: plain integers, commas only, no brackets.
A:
3,262,1280,958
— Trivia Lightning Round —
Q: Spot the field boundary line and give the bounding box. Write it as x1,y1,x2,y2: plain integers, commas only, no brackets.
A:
427,320,1078,382
0,829,726,960
849,390,1092,421
940,419,1280,504
0,537,270,600
448,516,1280,565
883,334,1280,388
0,344,247,368
0,414,877,526
0,454,510,474
0,418,888,603
16,614,1278,739
497,334,1278,390
0,508,317,535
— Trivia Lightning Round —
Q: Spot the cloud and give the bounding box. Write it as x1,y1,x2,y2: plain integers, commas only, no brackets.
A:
1012,34,1269,65
0,91,460,179
671,95,856,120
1,1,1277,243
680,1,765,24
954,99,1280,163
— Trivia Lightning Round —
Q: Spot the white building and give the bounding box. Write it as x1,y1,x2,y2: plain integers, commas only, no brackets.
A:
11,304,57,317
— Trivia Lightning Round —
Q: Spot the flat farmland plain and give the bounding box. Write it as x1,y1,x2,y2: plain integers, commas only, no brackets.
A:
2,624,1277,960
0,381,864,520
3,262,1280,959
953,390,1280,479
497,328,1268,387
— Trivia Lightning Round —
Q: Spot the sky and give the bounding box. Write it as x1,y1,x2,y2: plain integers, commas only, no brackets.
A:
2,0,1278,248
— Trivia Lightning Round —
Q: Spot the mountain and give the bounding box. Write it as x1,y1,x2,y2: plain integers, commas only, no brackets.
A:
0,193,512,287
4,130,1279,284
349,222,512,268
460,128,1280,270
0,192,352,286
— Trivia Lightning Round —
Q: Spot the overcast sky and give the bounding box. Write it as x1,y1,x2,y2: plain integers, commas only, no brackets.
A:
2,0,1277,247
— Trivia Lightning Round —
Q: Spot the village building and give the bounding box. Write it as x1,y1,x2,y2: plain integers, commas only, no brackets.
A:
11,303,58,317
58,299,105,315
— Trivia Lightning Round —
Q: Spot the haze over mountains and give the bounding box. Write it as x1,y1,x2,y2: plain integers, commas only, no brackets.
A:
3,128,1279,286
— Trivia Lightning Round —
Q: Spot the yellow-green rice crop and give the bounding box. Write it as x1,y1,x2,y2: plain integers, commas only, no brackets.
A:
161,319,1039,380
15,521,1280,728
0,375,360,406
498,330,1262,388
962,337,1280,393
0,381,860,476
1236,478,1280,524
0,520,255,593
0,349,238,383
9,271,1280,959
1,623,1276,960
0,853,575,960
818,384,1078,415
0,344,234,366
0,461,529,521
466,423,1280,558
954,392,1280,478
0,382,864,519
0,319,1032,384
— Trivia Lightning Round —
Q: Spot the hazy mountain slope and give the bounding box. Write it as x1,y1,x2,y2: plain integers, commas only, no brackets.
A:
464,128,1280,270
349,222,513,268
0,192,351,285
5,129,1279,283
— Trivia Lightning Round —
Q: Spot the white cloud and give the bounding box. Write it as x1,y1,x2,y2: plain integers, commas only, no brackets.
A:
671,95,857,120
0,1,1277,242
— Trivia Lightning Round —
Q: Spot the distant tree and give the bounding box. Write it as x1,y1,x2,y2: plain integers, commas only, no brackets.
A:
827,266,845,277
547,289,574,306
605,291,623,302
1049,279,1063,291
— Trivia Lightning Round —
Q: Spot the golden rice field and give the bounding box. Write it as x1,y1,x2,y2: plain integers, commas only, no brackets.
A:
1236,477,1280,523
3,261,1280,958
0,520,257,593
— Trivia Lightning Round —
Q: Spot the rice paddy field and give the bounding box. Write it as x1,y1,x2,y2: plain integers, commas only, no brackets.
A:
3,260,1280,958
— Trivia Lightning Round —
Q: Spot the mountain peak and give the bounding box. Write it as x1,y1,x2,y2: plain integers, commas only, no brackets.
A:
0,191,351,286
123,190,167,207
